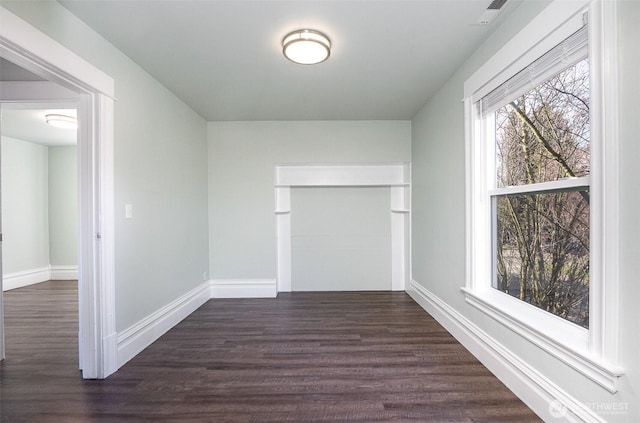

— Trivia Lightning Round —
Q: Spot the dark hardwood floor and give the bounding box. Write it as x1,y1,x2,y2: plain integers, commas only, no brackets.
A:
1,281,541,422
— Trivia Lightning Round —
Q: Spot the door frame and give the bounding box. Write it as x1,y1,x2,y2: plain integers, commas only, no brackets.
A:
0,6,117,378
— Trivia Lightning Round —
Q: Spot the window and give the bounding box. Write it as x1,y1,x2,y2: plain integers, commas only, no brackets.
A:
463,0,622,392
489,50,591,328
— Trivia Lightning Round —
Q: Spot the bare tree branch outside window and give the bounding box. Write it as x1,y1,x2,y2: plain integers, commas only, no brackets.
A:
493,58,590,328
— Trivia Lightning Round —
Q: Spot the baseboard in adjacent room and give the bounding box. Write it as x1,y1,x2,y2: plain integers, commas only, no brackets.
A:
49,265,78,280
2,266,51,291
2,265,79,291
210,279,277,298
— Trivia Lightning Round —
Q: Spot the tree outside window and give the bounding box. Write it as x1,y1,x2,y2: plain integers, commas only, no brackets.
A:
491,58,590,328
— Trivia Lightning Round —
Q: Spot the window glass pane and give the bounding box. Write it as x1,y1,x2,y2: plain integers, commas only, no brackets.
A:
494,190,589,328
495,58,590,188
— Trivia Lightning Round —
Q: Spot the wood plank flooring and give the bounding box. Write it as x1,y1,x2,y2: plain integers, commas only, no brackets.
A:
1,281,541,422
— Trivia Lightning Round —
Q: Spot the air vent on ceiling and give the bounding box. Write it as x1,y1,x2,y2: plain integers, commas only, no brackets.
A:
476,0,508,25
487,0,508,10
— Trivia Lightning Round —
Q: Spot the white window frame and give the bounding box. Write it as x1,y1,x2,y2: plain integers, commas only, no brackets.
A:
463,0,622,392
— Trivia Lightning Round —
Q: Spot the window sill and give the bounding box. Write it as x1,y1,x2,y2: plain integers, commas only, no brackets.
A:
461,287,623,393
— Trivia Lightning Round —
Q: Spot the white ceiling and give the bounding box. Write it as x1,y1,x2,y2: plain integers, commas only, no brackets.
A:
57,0,519,121
0,59,77,146
1,105,77,146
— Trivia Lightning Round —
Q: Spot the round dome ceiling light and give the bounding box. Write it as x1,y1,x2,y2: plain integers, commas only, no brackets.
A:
45,114,78,130
282,29,331,65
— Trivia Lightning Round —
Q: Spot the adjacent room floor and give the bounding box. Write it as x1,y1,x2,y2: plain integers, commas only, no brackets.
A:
0,281,541,422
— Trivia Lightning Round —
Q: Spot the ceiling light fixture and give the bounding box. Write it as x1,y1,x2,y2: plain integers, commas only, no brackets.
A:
282,29,331,65
45,114,77,130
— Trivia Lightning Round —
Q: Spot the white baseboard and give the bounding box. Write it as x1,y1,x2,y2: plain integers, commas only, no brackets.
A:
3,265,79,291
407,280,604,423
115,279,277,370
49,265,78,280
210,279,277,298
3,266,50,291
116,280,211,368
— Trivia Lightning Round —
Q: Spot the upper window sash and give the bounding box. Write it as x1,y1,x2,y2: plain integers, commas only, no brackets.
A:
481,99,591,198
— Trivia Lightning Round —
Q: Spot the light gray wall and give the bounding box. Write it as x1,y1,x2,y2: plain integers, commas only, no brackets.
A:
291,187,391,291
2,141,78,275
614,0,640,418
411,1,639,421
2,1,209,332
1,136,49,274
208,121,411,281
48,146,77,266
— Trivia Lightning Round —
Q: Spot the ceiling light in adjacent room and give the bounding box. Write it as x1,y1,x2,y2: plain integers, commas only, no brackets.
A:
45,114,77,130
282,29,331,65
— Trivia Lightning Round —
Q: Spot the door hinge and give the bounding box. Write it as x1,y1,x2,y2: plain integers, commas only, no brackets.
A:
96,232,102,240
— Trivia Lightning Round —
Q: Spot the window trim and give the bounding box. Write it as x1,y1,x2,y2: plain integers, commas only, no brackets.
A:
463,0,622,392
489,176,590,197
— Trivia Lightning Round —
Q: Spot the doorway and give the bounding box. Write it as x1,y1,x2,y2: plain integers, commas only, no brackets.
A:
1,83,80,365
0,7,116,378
